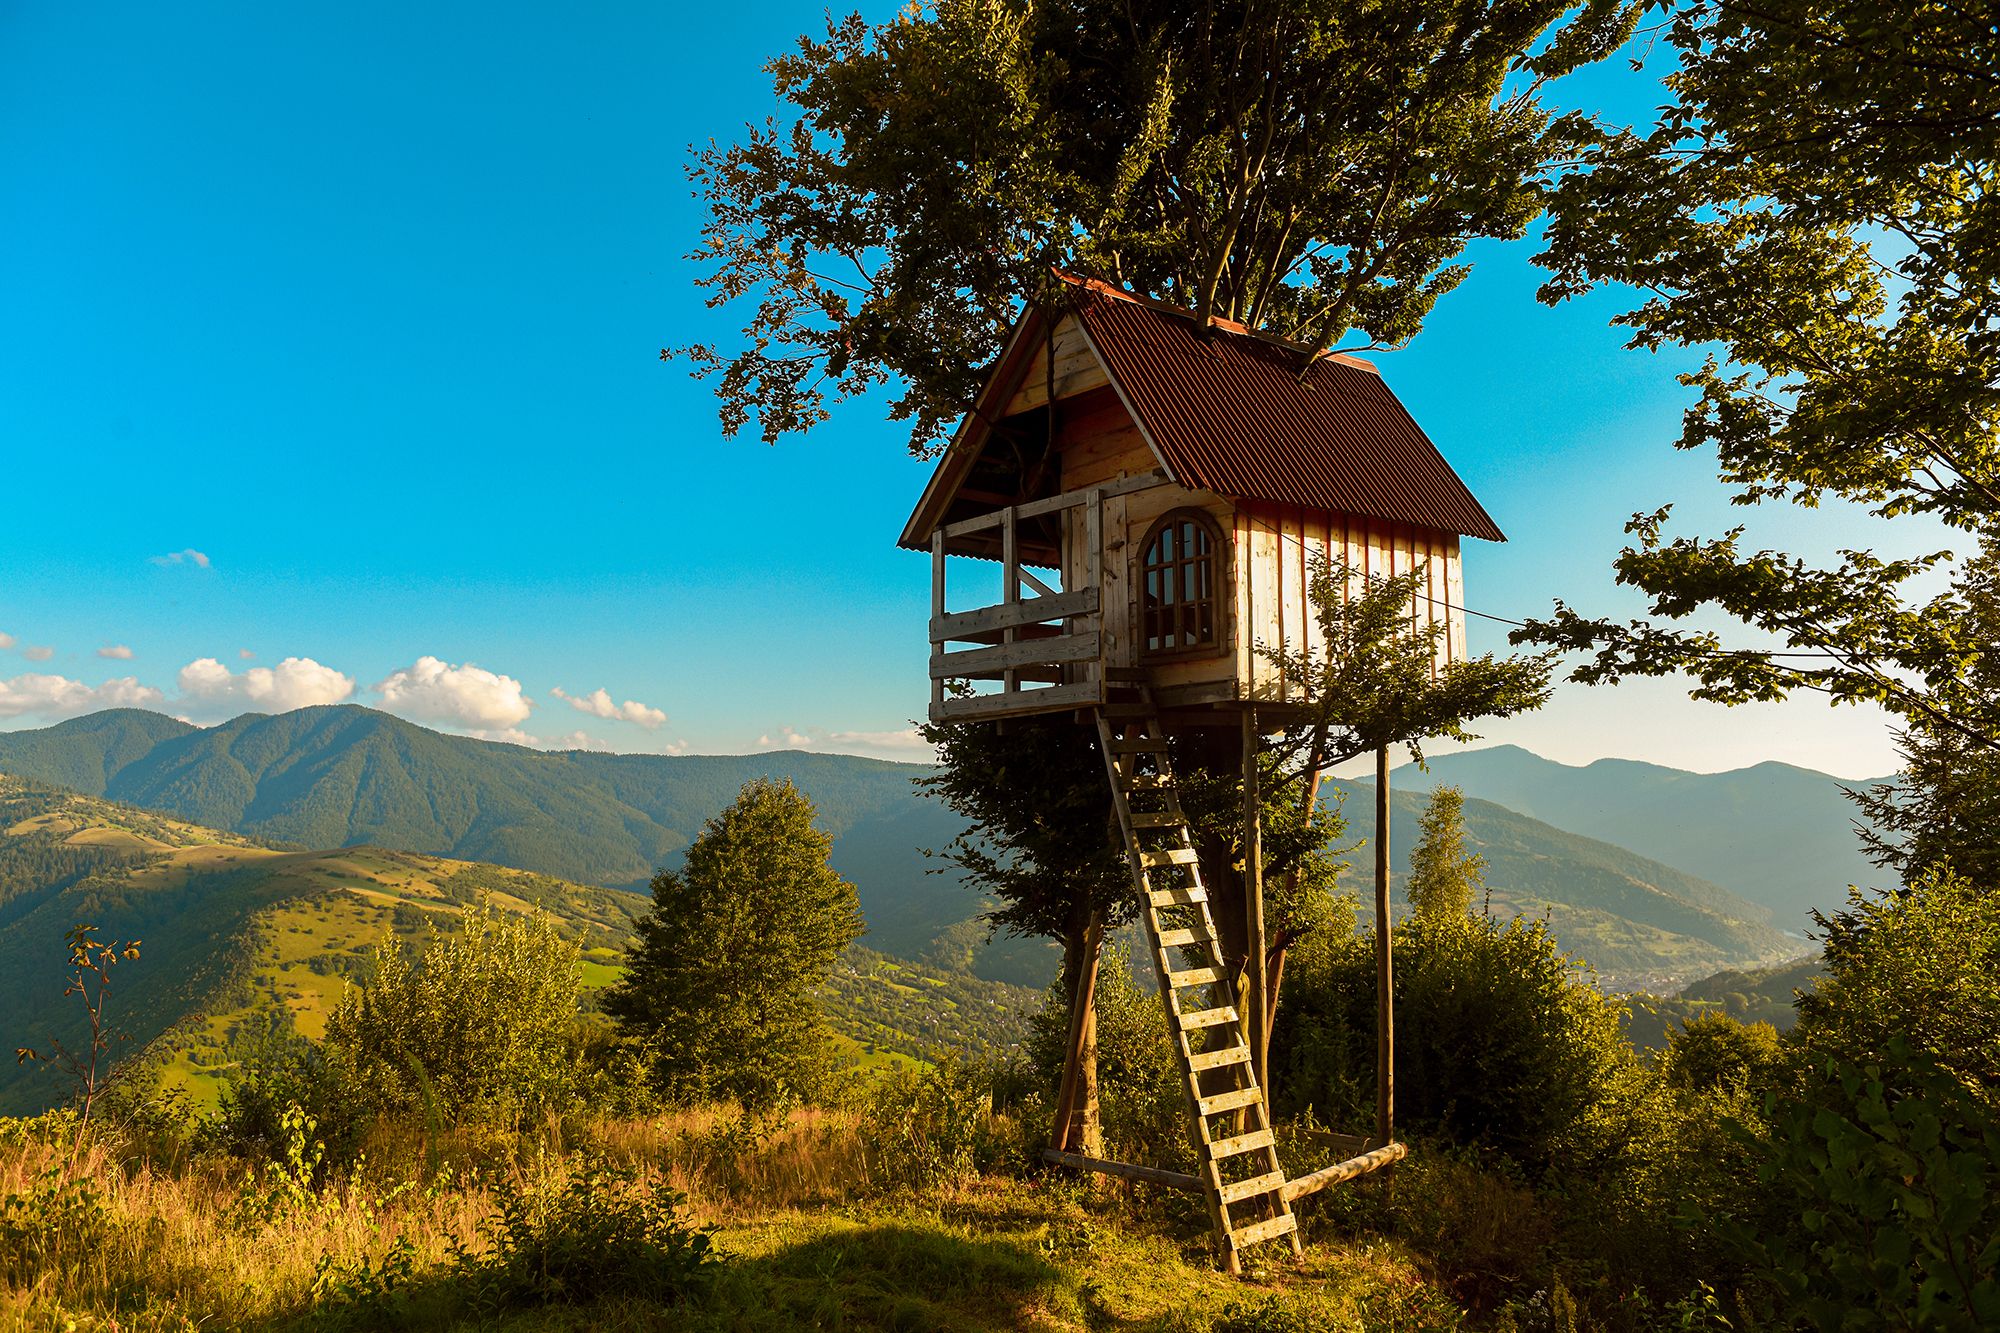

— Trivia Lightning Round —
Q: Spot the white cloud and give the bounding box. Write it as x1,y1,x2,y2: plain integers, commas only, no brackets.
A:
543,729,613,752
238,649,256,660
0,632,14,650
0,673,164,720
757,726,817,749
826,727,935,758
551,686,667,729
22,646,54,662
97,645,135,660
151,548,211,569
373,656,533,729
178,656,356,713
465,727,540,746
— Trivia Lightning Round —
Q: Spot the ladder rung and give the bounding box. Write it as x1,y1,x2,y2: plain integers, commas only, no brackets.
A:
1140,847,1200,867
1197,1087,1263,1116
1179,1006,1238,1030
1168,965,1224,989
1109,736,1168,754
1228,1213,1298,1248
1217,1171,1287,1206
1157,927,1209,949
1122,774,1174,791
1130,811,1183,828
1210,1127,1276,1159
1188,1045,1252,1072
1148,885,1206,908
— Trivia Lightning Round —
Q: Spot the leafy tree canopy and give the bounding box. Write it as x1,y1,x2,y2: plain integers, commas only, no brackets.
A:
605,779,864,1108
1406,785,1486,923
1522,0,2000,752
673,0,1641,451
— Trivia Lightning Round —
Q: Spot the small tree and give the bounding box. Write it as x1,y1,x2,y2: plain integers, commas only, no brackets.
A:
323,906,584,1126
15,923,141,1155
1406,786,1486,924
1264,555,1552,1143
605,779,864,1109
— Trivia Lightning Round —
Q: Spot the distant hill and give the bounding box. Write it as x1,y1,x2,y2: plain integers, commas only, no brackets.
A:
0,776,1035,1114
0,708,1801,994
1381,745,1894,931
1623,955,1826,1049
1323,783,1799,992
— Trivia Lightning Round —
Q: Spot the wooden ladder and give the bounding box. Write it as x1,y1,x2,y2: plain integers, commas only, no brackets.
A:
1094,674,1302,1272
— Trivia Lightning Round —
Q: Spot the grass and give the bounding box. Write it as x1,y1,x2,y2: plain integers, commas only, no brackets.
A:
0,1107,1461,1333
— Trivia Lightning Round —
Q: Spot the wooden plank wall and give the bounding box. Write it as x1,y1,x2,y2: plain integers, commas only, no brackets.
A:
1234,502,1464,705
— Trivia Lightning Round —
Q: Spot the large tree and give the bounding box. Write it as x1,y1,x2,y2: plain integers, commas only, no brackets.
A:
672,0,1640,451
1523,1,2000,760
605,779,864,1108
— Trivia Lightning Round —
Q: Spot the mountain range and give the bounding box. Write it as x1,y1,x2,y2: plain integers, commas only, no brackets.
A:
1382,745,1893,931
0,707,1823,992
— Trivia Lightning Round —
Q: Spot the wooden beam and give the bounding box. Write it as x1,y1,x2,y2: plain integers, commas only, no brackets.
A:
931,631,1100,679
931,588,1098,642
1375,746,1395,1153
1281,1142,1408,1202
937,470,1169,541
932,680,1103,722
1041,1149,1201,1193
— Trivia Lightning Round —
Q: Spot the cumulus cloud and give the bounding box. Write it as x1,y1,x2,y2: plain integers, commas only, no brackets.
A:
0,632,14,650
757,726,816,749
98,645,135,660
551,686,667,729
22,646,54,662
543,729,613,752
465,727,540,747
826,727,935,757
0,673,164,720
178,656,356,712
374,657,533,730
238,649,256,660
151,549,211,569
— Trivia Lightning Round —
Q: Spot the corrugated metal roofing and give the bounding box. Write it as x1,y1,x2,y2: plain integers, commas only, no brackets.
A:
1074,285,1505,543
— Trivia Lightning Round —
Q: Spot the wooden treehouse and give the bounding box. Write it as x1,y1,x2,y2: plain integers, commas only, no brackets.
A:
900,276,1504,1271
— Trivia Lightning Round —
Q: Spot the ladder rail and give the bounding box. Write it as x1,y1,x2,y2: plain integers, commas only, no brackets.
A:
1094,682,1302,1271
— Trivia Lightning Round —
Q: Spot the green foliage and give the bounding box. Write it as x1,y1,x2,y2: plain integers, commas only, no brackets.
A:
0,1167,110,1287
1406,786,1485,924
1728,1044,2000,1331
1525,1,2000,754
1663,1011,1780,1097
1278,912,1626,1174
1267,556,1552,776
606,779,864,1108
820,944,1036,1063
454,1161,718,1310
675,0,1638,450
861,1056,1005,1190
1028,944,1185,1167
323,907,585,1126
1792,869,2000,1098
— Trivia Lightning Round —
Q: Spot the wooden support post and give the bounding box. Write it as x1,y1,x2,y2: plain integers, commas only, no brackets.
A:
1001,506,1019,696
1051,912,1105,1156
930,531,946,716
1241,709,1268,1100
1374,746,1394,1152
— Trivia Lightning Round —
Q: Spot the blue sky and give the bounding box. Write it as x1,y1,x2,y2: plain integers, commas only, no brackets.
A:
0,3,1914,777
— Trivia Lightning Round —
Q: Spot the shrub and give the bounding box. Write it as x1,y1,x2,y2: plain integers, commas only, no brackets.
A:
1662,1011,1781,1096
861,1056,998,1190
322,906,586,1127
454,1159,718,1309
1027,944,1185,1167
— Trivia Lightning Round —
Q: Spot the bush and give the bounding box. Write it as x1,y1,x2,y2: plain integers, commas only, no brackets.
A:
322,906,586,1127
861,1057,1001,1190
456,1159,718,1309
1276,913,1627,1175
1026,944,1186,1167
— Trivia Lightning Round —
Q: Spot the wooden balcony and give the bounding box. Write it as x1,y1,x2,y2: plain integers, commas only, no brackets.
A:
928,472,1166,723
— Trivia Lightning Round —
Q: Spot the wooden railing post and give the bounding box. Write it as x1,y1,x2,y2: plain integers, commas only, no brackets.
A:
1002,506,1019,696
931,530,947,716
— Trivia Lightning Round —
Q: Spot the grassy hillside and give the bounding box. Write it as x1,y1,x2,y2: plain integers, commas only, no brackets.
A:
1331,782,1799,991
0,777,1034,1115
1388,744,1891,930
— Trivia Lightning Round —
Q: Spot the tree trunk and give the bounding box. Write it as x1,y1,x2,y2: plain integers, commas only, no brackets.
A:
1374,746,1395,1149
1052,910,1106,1156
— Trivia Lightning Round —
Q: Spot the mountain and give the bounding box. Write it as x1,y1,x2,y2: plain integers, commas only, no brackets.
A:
0,706,990,972
0,708,1797,994
0,776,1035,1114
1324,783,1799,992
1380,745,1894,931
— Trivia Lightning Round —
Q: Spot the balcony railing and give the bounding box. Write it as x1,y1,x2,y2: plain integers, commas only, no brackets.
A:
929,470,1167,722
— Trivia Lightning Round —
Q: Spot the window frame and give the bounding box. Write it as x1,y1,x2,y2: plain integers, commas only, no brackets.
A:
1136,507,1229,662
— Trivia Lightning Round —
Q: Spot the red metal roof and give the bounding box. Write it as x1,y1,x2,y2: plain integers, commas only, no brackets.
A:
1072,284,1505,543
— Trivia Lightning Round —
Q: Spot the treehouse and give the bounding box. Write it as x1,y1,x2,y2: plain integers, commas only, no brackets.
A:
901,276,1502,726
900,276,1505,1273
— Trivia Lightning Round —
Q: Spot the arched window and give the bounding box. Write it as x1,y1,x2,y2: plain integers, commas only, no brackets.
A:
1140,509,1225,657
